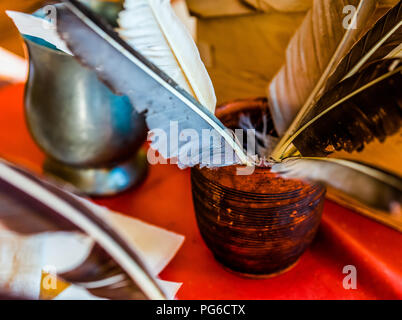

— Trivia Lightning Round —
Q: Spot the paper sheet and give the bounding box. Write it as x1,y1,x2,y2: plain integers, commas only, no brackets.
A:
0,48,27,83
0,199,184,300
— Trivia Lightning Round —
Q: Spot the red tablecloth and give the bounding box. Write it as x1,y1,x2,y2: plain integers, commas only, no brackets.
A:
1,84,401,300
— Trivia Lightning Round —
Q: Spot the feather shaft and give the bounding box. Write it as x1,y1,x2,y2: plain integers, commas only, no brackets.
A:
279,59,402,158
271,157,402,213
283,61,402,157
343,21,402,79
118,0,216,112
326,0,402,87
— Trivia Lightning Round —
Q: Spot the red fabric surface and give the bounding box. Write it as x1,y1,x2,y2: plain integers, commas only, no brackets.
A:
0,83,401,300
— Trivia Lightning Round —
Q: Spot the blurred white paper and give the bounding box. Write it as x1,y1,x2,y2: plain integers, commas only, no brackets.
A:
0,47,27,83
6,10,72,55
0,199,184,300
54,279,181,300
82,199,185,276
0,233,42,299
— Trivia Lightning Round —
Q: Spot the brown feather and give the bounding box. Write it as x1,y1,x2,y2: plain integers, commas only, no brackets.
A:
267,0,378,136
325,0,402,90
287,59,402,157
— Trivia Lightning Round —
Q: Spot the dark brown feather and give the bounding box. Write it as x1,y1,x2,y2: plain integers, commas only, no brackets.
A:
325,0,402,91
290,59,402,157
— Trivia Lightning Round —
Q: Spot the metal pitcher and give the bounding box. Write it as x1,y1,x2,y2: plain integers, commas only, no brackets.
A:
24,2,148,196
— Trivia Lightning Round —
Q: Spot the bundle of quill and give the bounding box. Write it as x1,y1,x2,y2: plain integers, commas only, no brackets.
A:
270,58,402,228
268,0,378,137
53,1,401,227
270,0,402,159
55,0,251,168
283,58,402,157
266,0,402,160
0,159,169,300
266,0,402,229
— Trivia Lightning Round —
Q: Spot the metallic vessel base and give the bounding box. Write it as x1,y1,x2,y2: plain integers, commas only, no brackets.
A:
44,150,148,197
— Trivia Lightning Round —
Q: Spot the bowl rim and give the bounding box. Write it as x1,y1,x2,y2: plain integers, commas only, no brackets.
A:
215,97,268,120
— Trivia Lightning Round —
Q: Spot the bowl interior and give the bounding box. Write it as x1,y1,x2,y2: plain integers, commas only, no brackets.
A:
216,98,278,155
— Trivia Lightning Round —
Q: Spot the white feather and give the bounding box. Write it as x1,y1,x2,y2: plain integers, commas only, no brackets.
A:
117,0,216,113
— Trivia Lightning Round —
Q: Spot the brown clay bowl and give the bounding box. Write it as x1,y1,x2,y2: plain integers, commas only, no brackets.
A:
191,98,326,277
